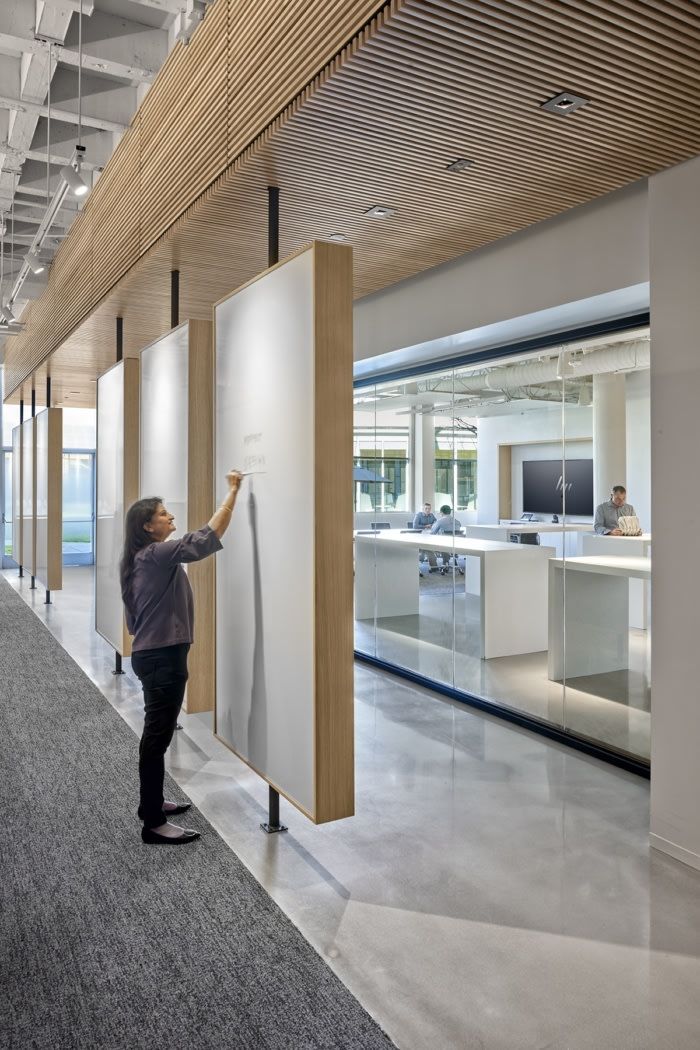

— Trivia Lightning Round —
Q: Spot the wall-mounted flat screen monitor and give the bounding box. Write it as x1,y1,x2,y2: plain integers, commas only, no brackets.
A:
522,459,594,516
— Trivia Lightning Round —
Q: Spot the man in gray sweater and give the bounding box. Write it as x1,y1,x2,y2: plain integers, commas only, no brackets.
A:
594,485,636,535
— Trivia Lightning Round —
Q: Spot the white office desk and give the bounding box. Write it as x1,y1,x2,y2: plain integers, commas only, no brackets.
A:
548,555,652,681
580,533,651,629
354,532,551,660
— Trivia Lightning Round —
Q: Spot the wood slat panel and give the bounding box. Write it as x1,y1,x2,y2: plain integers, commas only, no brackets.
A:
3,0,390,397
6,0,700,404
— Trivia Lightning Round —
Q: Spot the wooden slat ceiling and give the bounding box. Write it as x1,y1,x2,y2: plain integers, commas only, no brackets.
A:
7,0,700,408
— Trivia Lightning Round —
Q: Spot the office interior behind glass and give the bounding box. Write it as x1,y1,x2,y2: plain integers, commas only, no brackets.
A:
354,326,651,767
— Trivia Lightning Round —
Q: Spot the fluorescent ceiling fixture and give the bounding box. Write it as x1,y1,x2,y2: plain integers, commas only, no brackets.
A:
541,91,590,116
446,157,473,172
364,205,396,218
328,233,347,241
24,249,46,274
60,161,89,197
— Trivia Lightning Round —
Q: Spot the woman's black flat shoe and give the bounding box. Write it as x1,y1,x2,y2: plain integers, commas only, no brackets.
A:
164,803,192,816
141,827,200,845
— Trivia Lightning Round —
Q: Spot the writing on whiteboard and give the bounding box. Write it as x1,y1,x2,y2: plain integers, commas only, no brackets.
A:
243,432,266,472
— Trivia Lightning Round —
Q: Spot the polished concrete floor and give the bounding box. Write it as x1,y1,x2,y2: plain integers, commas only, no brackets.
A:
356,573,651,760
6,566,700,1050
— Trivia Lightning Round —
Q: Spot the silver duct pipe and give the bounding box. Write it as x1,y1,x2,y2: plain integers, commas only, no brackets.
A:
484,339,649,392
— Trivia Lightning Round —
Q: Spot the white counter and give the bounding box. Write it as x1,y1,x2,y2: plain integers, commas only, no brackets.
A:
355,532,551,660
548,555,652,681
580,533,651,629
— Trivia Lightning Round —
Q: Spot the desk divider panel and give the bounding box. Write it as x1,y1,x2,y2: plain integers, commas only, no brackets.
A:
21,418,36,576
34,408,63,592
214,241,354,825
11,425,23,567
96,359,140,656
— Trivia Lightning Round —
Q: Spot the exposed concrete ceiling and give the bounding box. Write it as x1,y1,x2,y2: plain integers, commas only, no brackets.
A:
0,0,210,350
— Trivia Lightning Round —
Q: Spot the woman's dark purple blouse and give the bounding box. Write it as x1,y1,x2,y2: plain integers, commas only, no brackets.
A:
125,525,222,652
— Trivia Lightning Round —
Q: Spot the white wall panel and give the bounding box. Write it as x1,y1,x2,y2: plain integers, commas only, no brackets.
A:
21,418,35,575
140,324,189,537
215,249,315,816
96,361,138,655
11,425,22,567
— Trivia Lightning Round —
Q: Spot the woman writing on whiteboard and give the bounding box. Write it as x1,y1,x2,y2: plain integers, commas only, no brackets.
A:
120,470,243,845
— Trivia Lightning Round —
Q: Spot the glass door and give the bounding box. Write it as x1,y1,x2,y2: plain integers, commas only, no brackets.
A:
63,451,95,565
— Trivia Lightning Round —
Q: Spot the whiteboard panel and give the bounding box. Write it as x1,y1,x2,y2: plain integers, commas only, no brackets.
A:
216,249,315,816
140,324,189,538
21,419,35,575
96,364,126,652
11,425,22,566
35,409,52,592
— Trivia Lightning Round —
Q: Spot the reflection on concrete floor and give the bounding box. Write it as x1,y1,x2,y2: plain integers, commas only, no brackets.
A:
356,589,650,760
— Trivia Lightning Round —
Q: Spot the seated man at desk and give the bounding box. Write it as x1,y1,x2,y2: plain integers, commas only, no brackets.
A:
413,502,436,530
430,505,463,535
594,485,636,535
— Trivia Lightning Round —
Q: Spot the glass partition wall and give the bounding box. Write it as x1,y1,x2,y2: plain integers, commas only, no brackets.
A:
354,330,651,768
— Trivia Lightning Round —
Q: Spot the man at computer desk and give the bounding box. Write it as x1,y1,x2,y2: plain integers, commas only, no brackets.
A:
594,485,636,535
430,505,463,535
413,502,436,530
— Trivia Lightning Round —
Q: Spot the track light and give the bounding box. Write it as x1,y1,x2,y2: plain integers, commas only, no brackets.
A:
60,160,89,198
24,249,46,274
1,302,17,324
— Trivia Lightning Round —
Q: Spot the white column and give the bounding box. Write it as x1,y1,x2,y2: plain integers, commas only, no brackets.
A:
592,373,627,507
414,411,434,509
649,153,700,871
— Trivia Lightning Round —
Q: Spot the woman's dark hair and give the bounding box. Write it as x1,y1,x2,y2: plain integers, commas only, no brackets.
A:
120,497,162,609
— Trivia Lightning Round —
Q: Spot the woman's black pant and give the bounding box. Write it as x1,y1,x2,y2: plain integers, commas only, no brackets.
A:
131,643,190,829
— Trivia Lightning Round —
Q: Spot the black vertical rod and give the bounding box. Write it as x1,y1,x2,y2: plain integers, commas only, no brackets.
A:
112,316,125,674
170,270,180,329
261,784,287,834
30,389,36,588
18,400,24,576
268,187,279,268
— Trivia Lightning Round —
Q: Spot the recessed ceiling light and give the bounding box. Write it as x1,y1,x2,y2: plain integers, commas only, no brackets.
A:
364,205,395,218
541,91,590,116
328,233,347,241
446,157,473,173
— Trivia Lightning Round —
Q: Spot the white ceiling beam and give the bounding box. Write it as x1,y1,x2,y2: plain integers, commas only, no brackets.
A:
0,33,157,84
127,0,214,13
41,1,96,14
0,93,127,133
1,140,102,170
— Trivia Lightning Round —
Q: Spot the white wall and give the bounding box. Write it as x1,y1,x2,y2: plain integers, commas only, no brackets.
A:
476,405,593,523
648,153,700,871
354,181,649,363
625,370,651,532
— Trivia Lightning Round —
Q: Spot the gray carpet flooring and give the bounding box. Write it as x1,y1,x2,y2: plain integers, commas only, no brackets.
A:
0,578,395,1050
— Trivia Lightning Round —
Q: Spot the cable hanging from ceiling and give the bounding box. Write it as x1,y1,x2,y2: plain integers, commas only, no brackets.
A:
5,0,91,321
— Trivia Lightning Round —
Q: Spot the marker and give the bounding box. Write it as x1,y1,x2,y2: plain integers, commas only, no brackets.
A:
239,470,267,476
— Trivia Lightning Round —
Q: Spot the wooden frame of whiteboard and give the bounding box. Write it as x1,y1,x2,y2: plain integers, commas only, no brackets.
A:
213,240,354,825
34,407,63,592
95,358,140,656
